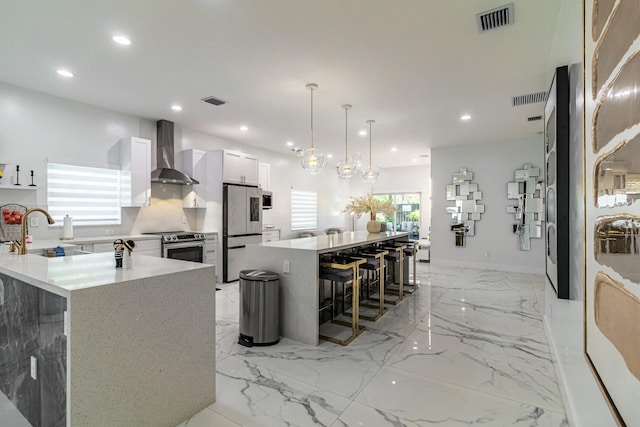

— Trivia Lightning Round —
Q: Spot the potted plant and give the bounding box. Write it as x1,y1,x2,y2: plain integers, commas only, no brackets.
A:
343,193,397,233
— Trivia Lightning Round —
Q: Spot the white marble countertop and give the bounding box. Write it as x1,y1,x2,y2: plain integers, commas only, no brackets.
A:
51,234,161,245
0,239,80,253
257,231,410,253
0,250,212,298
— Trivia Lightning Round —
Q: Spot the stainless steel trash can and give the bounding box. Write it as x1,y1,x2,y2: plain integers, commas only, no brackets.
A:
238,270,280,347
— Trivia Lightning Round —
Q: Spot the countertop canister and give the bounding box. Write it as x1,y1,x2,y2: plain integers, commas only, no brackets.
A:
61,215,73,240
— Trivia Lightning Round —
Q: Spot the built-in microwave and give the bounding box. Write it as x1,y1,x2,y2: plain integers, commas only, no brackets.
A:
262,191,273,209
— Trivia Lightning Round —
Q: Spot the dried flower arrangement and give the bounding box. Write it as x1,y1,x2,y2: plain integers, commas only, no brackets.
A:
343,193,397,221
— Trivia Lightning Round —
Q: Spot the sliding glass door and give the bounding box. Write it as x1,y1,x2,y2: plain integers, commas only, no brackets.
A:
373,192,421,240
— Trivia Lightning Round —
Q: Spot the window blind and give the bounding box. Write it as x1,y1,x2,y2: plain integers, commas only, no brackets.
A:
47,163,121,226
291,190,317,231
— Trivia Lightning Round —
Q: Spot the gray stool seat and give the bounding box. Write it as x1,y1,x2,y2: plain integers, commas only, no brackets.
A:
319,267,354,282
360,258,380,270
384,252,400,261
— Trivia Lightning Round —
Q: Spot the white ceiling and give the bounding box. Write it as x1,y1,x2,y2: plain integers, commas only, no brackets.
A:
0,0,561,168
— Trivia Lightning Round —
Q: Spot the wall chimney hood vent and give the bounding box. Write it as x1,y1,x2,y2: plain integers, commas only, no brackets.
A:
151,120,199,185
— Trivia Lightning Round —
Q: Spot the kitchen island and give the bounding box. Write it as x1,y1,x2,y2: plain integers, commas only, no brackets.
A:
245,231,410,345
0,247,216,427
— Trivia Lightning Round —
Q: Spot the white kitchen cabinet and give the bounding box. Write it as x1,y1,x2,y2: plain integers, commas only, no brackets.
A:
262,229,280,242
92,242,112,253
258,162,270,190
93,239,161,257
204,233,217,266
182,148,207,208
133,239,161,257
221,149,259,185
120,137,151,207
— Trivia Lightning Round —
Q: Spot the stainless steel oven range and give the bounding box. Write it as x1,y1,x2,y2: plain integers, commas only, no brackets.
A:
147,231,206,262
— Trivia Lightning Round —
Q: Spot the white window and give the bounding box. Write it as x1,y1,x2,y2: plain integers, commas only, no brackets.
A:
47,163,121,226
291,189,317,231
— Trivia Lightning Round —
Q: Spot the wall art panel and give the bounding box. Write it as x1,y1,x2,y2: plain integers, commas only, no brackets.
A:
585,0,640,424
545,65,570,299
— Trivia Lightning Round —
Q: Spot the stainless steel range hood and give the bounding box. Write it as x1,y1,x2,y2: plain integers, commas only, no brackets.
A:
151,120,199,185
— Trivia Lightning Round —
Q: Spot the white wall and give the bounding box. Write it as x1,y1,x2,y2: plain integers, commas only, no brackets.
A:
0,82,430,244
0,82,327,241
0,81,184,239
179,127,354,240
542,0,616,425
431,137,544,274
345,164,431,235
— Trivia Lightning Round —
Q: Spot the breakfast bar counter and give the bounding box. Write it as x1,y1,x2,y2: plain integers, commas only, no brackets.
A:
0,250,216,427
246,231,409,345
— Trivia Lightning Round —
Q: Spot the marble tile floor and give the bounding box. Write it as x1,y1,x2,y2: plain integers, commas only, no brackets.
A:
0,263,566,426
179,264,568,427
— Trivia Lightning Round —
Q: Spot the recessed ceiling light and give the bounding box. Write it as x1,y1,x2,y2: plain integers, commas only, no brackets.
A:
461,114,472,121
286,141,294,147
412,158,418,163
240,126,249,131
112,35,132,46
359,130,367,136
391,147,398,152
56,69,74,78
326,154,333,159
171,105,183,111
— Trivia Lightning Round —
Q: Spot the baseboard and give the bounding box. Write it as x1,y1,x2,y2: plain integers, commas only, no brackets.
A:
543,314,576,427
431,259,544,275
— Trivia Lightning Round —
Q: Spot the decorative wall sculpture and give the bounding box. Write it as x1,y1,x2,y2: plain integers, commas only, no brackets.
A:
445,168,484,247
545,65,570,299
506,163,545,251
585,0,640,424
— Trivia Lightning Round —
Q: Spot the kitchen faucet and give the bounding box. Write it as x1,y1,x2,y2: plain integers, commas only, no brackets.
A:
12,208,55,255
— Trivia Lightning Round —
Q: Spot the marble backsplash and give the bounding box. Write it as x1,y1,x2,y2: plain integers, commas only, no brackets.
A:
0,273,66,427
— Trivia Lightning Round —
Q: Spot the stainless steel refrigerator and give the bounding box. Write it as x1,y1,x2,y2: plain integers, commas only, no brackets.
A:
223,184,263,282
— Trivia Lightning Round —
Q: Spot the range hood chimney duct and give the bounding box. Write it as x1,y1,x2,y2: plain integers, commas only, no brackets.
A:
151,120,199,185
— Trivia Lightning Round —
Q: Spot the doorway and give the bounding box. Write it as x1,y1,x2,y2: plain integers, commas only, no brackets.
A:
373,192,421,240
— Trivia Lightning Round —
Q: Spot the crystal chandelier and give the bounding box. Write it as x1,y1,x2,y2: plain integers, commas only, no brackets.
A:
301,83,325,174
361,119,380,183
336,104,356,179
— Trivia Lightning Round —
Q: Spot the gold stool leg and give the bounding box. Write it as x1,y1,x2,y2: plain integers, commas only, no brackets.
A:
379,258,386,315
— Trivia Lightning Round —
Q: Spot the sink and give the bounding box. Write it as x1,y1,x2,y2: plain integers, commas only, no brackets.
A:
38,248,92,257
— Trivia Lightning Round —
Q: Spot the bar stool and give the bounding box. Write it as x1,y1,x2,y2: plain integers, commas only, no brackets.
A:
318,253,366,346
379,242,407,304
349,247,389,321
397,241,419,294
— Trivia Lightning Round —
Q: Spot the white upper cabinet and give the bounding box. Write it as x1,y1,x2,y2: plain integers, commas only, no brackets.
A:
120,137,151,207
182,148,207,208
222,149,259,185
258,162,270,190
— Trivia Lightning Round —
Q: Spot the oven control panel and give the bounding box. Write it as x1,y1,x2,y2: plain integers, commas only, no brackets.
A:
161,233,205,243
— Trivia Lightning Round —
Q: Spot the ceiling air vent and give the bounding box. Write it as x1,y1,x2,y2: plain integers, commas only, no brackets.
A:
528,115,543,122
476,3,514,32
202,96,227,106
512,91,548,107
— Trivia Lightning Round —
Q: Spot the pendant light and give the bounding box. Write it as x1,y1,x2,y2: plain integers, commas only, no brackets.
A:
301,83,325,174
336,104,356,179
361,119,380,183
